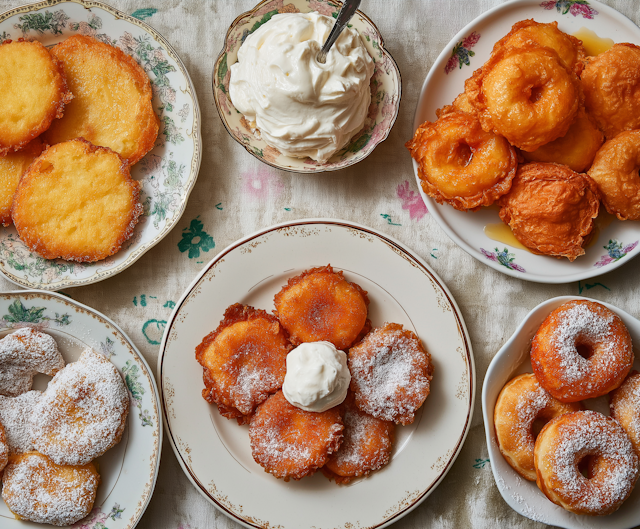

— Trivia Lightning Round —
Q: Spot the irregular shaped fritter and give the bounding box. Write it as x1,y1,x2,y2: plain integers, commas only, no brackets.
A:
45,34,158,165
0,40,72,155
12,138,143,262
498,163,600,261
274,265,369,350
0,391,42,454
0,420,7,473
196,303,292,425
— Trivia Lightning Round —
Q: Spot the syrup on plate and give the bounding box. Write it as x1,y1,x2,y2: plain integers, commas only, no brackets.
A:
573,27,614,56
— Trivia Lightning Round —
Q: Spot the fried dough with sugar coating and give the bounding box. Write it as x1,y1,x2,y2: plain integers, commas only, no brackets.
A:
499,163,600,260
45,35,158,165
12,138,142,262
196,304,292,424
588,130,640,220
0,40,71,155
406,110,517,210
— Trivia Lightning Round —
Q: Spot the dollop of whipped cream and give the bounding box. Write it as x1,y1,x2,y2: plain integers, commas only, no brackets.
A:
282,341,351,412
229,12,374,162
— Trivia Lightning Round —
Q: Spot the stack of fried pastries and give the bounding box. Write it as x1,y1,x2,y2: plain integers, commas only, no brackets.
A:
407,20,640,261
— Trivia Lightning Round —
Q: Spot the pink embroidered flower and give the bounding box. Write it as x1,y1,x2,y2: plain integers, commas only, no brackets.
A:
462,31,480,49
445,55,459,74
570,3,597,19
242,166,284,199
397,181,427,220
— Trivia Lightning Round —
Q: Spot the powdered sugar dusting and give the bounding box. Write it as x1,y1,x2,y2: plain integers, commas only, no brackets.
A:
0,390,42,454
611,372,640,455
29,348,129,466
507,378,552,453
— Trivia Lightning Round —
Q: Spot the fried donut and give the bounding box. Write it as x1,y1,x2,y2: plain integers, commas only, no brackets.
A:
491,20,585,76
2,451,100,526
12,138,143,262
0,391,41,454
498,163,600,261
534,411,639,515
29,348,129,466
610,371,640,457
0,328,65,397
406,110,517,210
0,138,45,226
274,265,369,350
494,373,582,481
196,303,291,424
322,392,394,484
581,43,640,139
531,300,634,403
45,35,158,165
0,40,72,155
521,109,604,172
0,420,8,473
249,390,343,481
466,44,582,151
588,130,640,220
349,323,433,425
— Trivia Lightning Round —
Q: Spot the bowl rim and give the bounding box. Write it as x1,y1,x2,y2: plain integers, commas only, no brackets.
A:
211,0,402,174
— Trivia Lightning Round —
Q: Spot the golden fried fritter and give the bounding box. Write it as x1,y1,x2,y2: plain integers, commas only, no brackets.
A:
499,163,600,260
274,265,369,350
44,35,158,165
12,138,142,262
196,304,292,424
0,138,45,226
0,40,71,155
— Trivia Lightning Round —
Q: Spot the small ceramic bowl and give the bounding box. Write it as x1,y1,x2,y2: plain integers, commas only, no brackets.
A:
212,0,401,173
482,295,640,529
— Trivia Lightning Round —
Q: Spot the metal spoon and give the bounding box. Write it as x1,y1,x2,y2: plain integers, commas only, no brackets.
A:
316,0,362,64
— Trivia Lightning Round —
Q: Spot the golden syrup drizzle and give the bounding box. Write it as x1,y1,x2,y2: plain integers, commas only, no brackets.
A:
586,211,617,248
483,223,530,251
573,27,614,56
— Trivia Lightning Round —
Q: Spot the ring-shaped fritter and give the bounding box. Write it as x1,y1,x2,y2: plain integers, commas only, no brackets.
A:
466,44,582,152
588,130,640,220
196,303,292,424
406,110,517,210
610,371,640,457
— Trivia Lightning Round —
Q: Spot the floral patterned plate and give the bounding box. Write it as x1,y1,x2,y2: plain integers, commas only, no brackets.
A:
158,219,475,529
483,296,640,528
411,0,640,283
0,290,161,529
0,0,201,290
213,0,401,173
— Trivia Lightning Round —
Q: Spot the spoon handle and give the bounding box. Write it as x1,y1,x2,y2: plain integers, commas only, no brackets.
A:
316,0,361,64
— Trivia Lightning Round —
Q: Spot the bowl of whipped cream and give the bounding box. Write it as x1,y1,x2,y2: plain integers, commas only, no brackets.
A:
213,0,401,173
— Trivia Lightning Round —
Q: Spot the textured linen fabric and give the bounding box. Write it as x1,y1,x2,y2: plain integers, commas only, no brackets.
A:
0,0,639,528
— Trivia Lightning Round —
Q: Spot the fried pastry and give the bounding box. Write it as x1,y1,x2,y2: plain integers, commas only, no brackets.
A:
45,34,158,165
2,451,100,526
274,265,369,350
0,40,72,155
12,138,143,262
196,303,291,424
0,420,8,473
498,163,600,261
610,371,640,457
406,109,517,210
0,391,42,454
29,348,129,466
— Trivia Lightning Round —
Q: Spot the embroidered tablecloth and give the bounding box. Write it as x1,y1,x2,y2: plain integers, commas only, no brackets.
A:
1,0,639,528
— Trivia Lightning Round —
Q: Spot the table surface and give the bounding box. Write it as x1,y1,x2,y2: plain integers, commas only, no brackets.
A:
1,0,639,528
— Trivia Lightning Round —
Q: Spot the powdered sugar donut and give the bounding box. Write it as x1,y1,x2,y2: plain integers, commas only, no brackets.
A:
610,371,640,457
534,410,639,515
0,328,65,397
0,420,8,473
0,391,42,454
531,300,633,402
29,348,129,465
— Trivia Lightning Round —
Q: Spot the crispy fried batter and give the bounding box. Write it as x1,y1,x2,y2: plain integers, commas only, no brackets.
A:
406,110,517,210
0,40,71,155
466,44,582,152
196,304,292,424
44,35,158,165
0,138,45,226
582,43,640,139
322,392,394,484
588,130,640,220
274,265,369,350
499,163,600,260
12,138,142,262
249,391,343,481
521,109,603,172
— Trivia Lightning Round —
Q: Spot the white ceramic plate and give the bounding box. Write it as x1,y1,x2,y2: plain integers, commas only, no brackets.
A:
0,290,162,529
482,295,640,528
158,219,475,529
0,0,201,291
411,0,640,283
